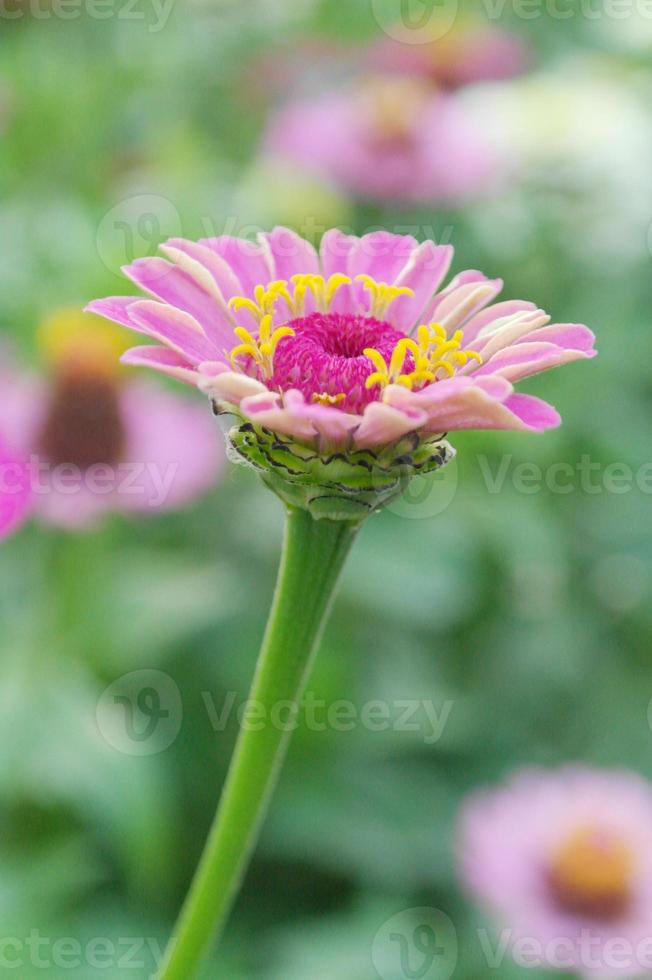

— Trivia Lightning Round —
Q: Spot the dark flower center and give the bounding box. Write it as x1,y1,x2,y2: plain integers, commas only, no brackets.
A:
38,373,125,469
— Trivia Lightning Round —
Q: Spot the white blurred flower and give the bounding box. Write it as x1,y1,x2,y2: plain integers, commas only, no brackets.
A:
459,58,652,264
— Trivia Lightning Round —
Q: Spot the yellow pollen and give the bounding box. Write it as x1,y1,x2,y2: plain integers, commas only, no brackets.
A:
311,392,346,407
356,275,414,319
549,826,633,920
229,314,295,380
364,322,482,393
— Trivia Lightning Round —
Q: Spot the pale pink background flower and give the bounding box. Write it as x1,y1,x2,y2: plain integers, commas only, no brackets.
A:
0,438,32,540
88,227,595,453
368,22,531,90
0,349,224,530
458,766,652,978
264,77,499,205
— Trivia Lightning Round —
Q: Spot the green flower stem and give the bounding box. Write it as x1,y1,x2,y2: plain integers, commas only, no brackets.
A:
158,506,361,980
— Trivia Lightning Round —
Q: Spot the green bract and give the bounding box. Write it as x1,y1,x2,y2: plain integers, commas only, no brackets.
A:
225,415,454,523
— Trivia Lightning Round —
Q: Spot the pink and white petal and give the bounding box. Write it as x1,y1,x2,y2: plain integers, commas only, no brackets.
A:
199,236,274,299
238,391,318,443
472,310,552,361
199,369,269,405
121,345,199,385
459,300,539,346
353,396,429,449
126,301,218,364
474,341,594,383
319,229,361,314
515,322,596,354
258,226,319,281
504,393,561,432
346,230,418,286
429,279,504,335
280,390,361,445
85,296,139,331
122,258,229,349
422,270,500,326
117,381,224,514
408,376,557,432
0,441,32,539
390,241,455,332
158,241,240,344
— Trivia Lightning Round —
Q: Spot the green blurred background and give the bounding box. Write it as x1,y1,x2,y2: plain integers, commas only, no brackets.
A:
2,0,652,977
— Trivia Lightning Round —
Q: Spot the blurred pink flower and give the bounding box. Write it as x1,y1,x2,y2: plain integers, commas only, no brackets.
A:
458,766,652,977
264,75,499,205
1,311,224,530
369,21,531,90
0,439,31,540
88,227,595,452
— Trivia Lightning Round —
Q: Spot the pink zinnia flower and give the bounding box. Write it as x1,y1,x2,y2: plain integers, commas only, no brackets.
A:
458,766,652,977
88,228,595,453
2,310,224,530
264,76,499,205
369,21,531,90
0,439,31,540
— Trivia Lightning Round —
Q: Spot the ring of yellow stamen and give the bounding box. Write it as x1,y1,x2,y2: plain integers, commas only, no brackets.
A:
364,322,483,393
356,275,414,319
311,392,346,407
230,314,295,379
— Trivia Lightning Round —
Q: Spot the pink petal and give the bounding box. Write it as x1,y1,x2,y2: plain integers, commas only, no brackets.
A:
118,381,224,514
258,226,319,281
121,345,199,384
85,297,138,331
126,301,219,364
461,300,539,346
515,323,596,353
504,393,561,431
200,369,269,404
390,241,455,332
474,341,594,383
353,398,429,449
404,376,557,432
199,236,274,299
0,442,32,540
123,258,232,348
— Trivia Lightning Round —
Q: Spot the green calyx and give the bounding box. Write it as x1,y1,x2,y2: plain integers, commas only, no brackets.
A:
225,418,455,523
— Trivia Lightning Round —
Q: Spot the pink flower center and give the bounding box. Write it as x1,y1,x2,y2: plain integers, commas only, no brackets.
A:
267,312,409,414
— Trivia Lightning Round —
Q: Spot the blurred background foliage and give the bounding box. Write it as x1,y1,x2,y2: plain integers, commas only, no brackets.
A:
2,0,652,977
